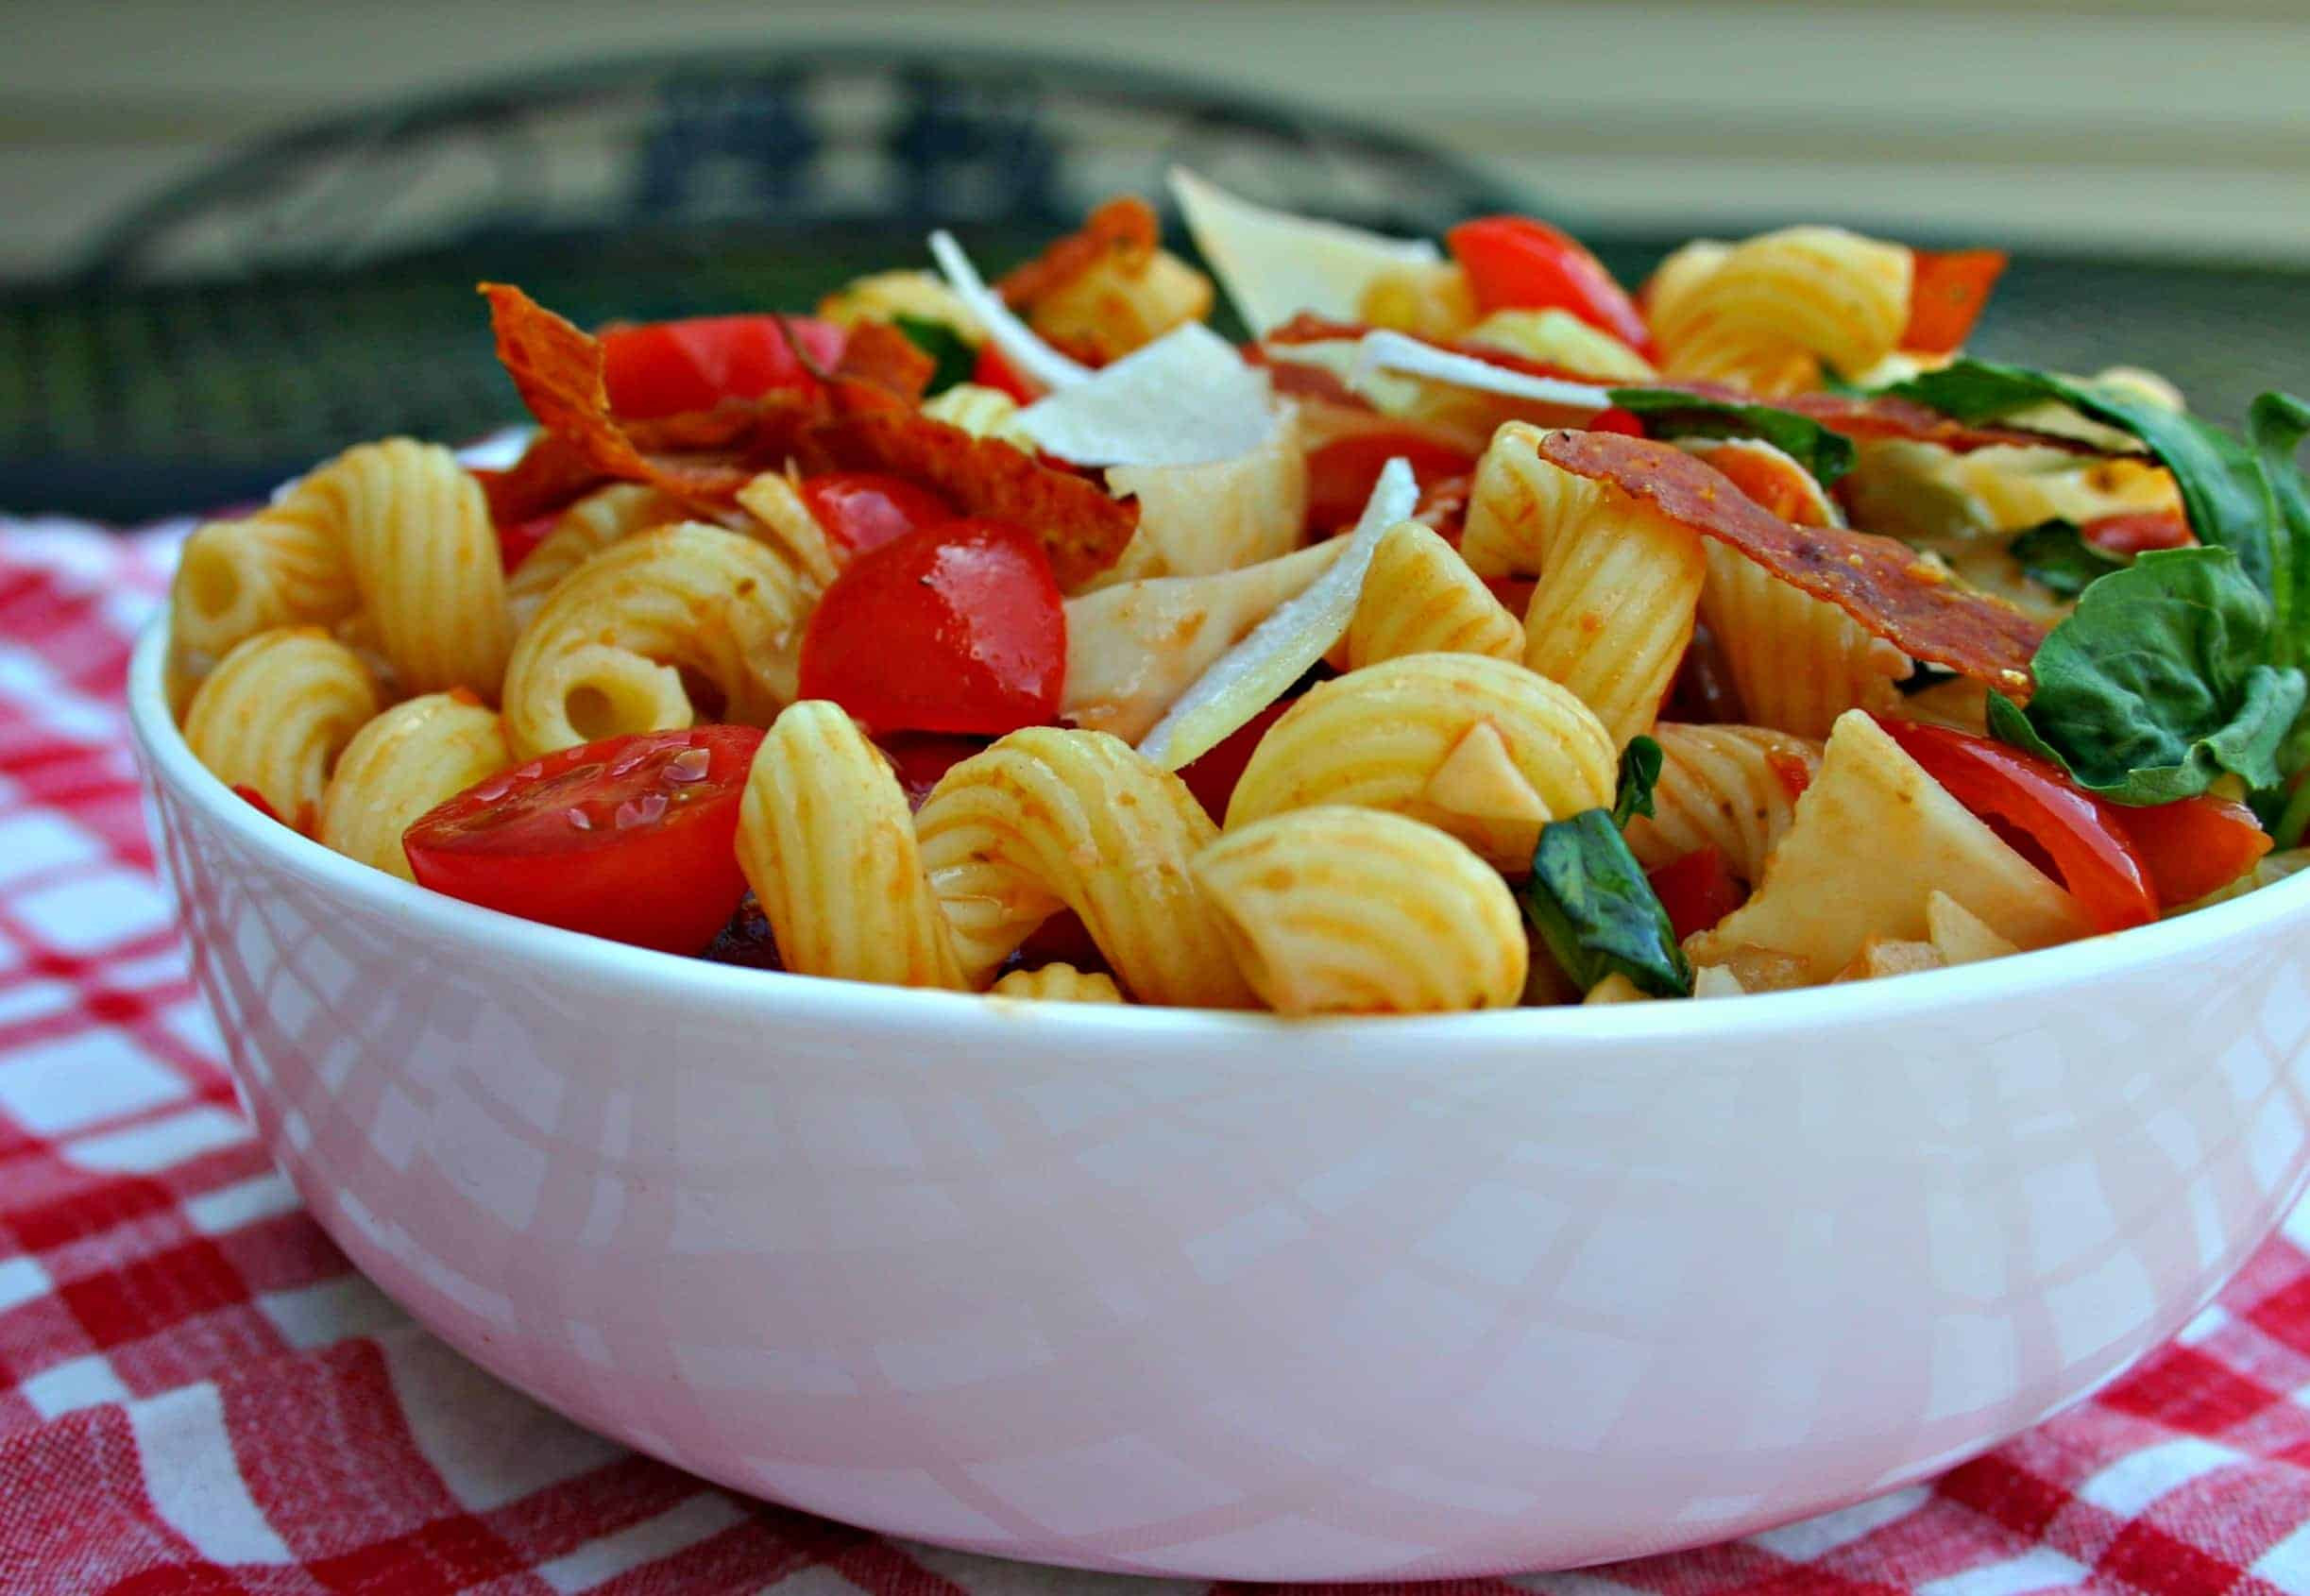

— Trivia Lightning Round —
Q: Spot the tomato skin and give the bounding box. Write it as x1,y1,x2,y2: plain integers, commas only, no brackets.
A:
972,343,1042,404
877,733,991,810
231,785,281,823
403,726,764,954
798,518,1066,737
1872,716,2157,932
497,510,562,571
1178,699,1296,823
1589,406,1646,438
1446,216,1655,358
1305,433,1477,534
600,315,845,419
799,472,957,559
2113,795,2271,908
1902,249,2007,355
2083,510,2194,555
1646,845,1744,942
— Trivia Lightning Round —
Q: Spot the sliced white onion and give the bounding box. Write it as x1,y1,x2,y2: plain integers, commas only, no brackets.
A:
926,230,1091,393
1014,323,1278,467
1350,331,1614,412
1168,166,1442,338
1138,457,1419,770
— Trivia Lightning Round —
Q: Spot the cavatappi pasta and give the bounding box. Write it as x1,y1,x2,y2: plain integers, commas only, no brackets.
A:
165,180,2308,1010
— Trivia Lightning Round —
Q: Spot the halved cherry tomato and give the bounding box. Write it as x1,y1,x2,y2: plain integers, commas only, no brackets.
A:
1178,698,1297,823
1305,433,1477,533
1482,574,1537,617
972,343,1042,404
1872,716,2156,932
1589,406,1646,438
1445,216,1655,358
601,315,845,419
1902,249,2007,355
403,725,764,953
496,510,562,572
878,733,990,810
799,472,957,559
798,518,1065,737
1646,845,1744,942
231,785,281,823
2083,510,2194,555
2112,795,2271,908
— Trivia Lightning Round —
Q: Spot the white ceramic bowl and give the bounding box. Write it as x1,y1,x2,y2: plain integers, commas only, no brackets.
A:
128,616,2310,1578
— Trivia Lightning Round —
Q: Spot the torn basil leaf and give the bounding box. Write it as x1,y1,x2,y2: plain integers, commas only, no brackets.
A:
893,314,977,397
1523,809,1693,997
1987,547,2305,805
2009,519,2127,599
1612,735,1663,827
1607,387,1857,486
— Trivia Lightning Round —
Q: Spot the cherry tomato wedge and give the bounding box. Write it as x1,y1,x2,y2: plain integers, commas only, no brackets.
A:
799,518,1065,737
601,315,845,419
1901,249,2007,355
799,472,956,560
403,726,764,954
1305,433,1477,534
1588,406,1646,438
231,785,281,824
877,733,991,810
1178,698,1297,823
1646,845,1744,942
2083,509,2194,555
972,343,1042,404
1445,216,1654,358
496,510,562,572
1872,716,2156,932
2112,794,2271,908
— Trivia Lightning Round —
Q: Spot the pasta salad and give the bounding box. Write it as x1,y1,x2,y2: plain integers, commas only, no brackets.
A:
165,175,2310,1013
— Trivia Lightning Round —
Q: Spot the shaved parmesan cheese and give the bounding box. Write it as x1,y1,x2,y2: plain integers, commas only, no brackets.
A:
1138,458,1419,770
1351,331,1614,412
1169,167,1442,337
1014,322,1278,467
926,230,1090,393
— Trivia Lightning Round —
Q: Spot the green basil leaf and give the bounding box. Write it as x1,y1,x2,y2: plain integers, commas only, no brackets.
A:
1612,735,1663,827
1523,809,1693,996
2251,391,2310,668
1988,546,2305,804
1889,360,2286,645
2008,519,2126,599
1607,387,1857,486
892,314,977,397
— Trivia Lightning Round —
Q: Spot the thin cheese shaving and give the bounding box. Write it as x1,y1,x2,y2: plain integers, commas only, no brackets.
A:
1138,458,1419,769
1351,331,1614,412
1168,167,1442,337
926,230,1091,394
1014,322,1278,467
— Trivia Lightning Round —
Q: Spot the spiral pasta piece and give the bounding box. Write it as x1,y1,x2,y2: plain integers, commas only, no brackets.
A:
507,484,679,629
1356,261,1477,341
316,691,511,879
919,383,1038,453
818,268,986,341
1464,309,1656,382
182,628,381,832
988,965,1126,1004
1647,227,1911,396
1462,422,1706,747
1347,521,1523,669
1623,722,1822,883
914,728,1254,1007
1194,807,1526,1014
1226,653,1617,871
1699,543,1910,739
734,703,966,990
501,522,811,758
170,493,356,682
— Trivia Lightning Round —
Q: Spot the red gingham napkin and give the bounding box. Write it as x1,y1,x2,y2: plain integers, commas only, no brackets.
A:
7,518,2310,1595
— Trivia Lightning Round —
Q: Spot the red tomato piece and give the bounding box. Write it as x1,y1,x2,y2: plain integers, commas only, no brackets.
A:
972,343,1043,404
877,733,991,810
1178,698,1296,823
799,472,957,559
1872,716,2157,932
1902,249,2007,355
1305,433,1477,534
1446,216,1654,358
601,315,845,419
403,725,764,954
1646,845,1744,942
231,785,281,823
1589,406,1646,438
2112,795,2272,908
1009,910,1110,977
2082,510,2194,555
798,518,1065,737
497,510,562,571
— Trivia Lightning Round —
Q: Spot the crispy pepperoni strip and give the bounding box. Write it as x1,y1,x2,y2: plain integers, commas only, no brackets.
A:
1537,430,2046,700
807,412,1138,590
995,195,1161,309
826,320,936,409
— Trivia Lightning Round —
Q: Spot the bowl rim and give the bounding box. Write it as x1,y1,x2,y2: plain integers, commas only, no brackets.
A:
129,611,2310,1044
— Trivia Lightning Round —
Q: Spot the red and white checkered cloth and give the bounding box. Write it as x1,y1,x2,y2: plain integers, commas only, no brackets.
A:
8,518,2310,1595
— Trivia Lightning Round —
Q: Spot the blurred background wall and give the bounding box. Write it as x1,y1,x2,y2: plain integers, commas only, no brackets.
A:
5,0,2308,276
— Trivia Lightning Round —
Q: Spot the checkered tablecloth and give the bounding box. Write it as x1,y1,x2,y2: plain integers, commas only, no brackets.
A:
8,518,2310,1594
